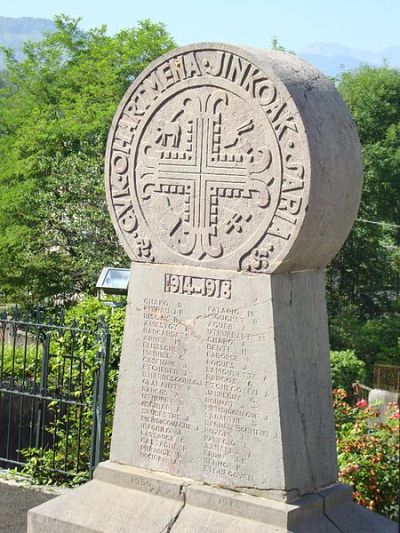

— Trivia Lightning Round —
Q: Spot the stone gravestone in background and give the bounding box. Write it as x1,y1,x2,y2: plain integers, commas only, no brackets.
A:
28,44,396,532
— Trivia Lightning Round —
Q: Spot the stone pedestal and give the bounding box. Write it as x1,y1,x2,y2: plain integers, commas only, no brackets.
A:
28,43,396,531
28,461,397,532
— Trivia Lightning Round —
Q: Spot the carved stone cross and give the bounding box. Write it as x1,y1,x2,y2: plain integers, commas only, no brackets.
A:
139,90,272,259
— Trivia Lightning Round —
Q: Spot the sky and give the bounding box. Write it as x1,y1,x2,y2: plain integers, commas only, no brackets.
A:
1,0,399,52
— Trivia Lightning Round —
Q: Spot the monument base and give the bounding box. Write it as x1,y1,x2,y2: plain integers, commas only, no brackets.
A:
28,461,396,533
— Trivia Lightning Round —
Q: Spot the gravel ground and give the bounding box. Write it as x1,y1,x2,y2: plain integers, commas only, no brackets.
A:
0,477,64,533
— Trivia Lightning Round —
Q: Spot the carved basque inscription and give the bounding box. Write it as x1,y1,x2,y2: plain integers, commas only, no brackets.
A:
106,46,308,272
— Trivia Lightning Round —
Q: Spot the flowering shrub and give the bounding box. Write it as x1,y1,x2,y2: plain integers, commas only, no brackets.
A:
334,388,399,520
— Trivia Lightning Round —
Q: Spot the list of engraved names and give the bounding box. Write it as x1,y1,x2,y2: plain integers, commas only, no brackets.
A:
139,278,269,484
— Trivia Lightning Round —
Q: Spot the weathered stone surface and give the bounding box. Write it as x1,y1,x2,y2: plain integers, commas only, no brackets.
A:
28,463,185,533
105,43,362,273
110,263,336,500
28,462,398,533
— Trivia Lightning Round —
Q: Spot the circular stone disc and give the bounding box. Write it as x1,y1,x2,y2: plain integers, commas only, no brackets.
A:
105,43,362,273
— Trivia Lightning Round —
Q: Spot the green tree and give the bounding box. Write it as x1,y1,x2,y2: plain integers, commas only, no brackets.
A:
0,16,176,304
328,65,400,319
330,350,367,394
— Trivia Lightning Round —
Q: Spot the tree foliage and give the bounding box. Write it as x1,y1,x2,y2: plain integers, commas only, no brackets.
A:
326,66,400,379
327,66,400,319
330,350,367,394
0,16,176,304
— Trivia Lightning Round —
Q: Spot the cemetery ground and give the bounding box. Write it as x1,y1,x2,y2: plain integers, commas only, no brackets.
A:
0,475,58,533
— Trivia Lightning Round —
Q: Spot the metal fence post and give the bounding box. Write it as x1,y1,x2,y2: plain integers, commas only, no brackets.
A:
89,321,110,478
35,335,49,450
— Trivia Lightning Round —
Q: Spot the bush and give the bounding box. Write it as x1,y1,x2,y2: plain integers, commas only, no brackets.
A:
330,350,367,394
8,296,126,485
334,389,399,520
62,296,126,457
329,303,400,384
0,343,40,380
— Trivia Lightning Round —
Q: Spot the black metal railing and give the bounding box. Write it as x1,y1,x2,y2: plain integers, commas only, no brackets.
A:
0,310,110,482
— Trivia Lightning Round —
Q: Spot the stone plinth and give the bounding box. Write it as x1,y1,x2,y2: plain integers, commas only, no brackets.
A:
28,43,396,532
28,462,397,533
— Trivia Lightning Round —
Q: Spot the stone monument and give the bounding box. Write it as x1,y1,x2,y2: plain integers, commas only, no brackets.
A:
28,43,396,532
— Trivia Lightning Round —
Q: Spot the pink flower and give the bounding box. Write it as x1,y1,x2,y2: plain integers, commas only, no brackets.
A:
390,410,400,419
356,399,368,408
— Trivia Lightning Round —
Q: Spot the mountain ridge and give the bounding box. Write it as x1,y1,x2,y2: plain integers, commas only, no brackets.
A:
0,16,399,76
0,16,55,65
298,42,400,76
